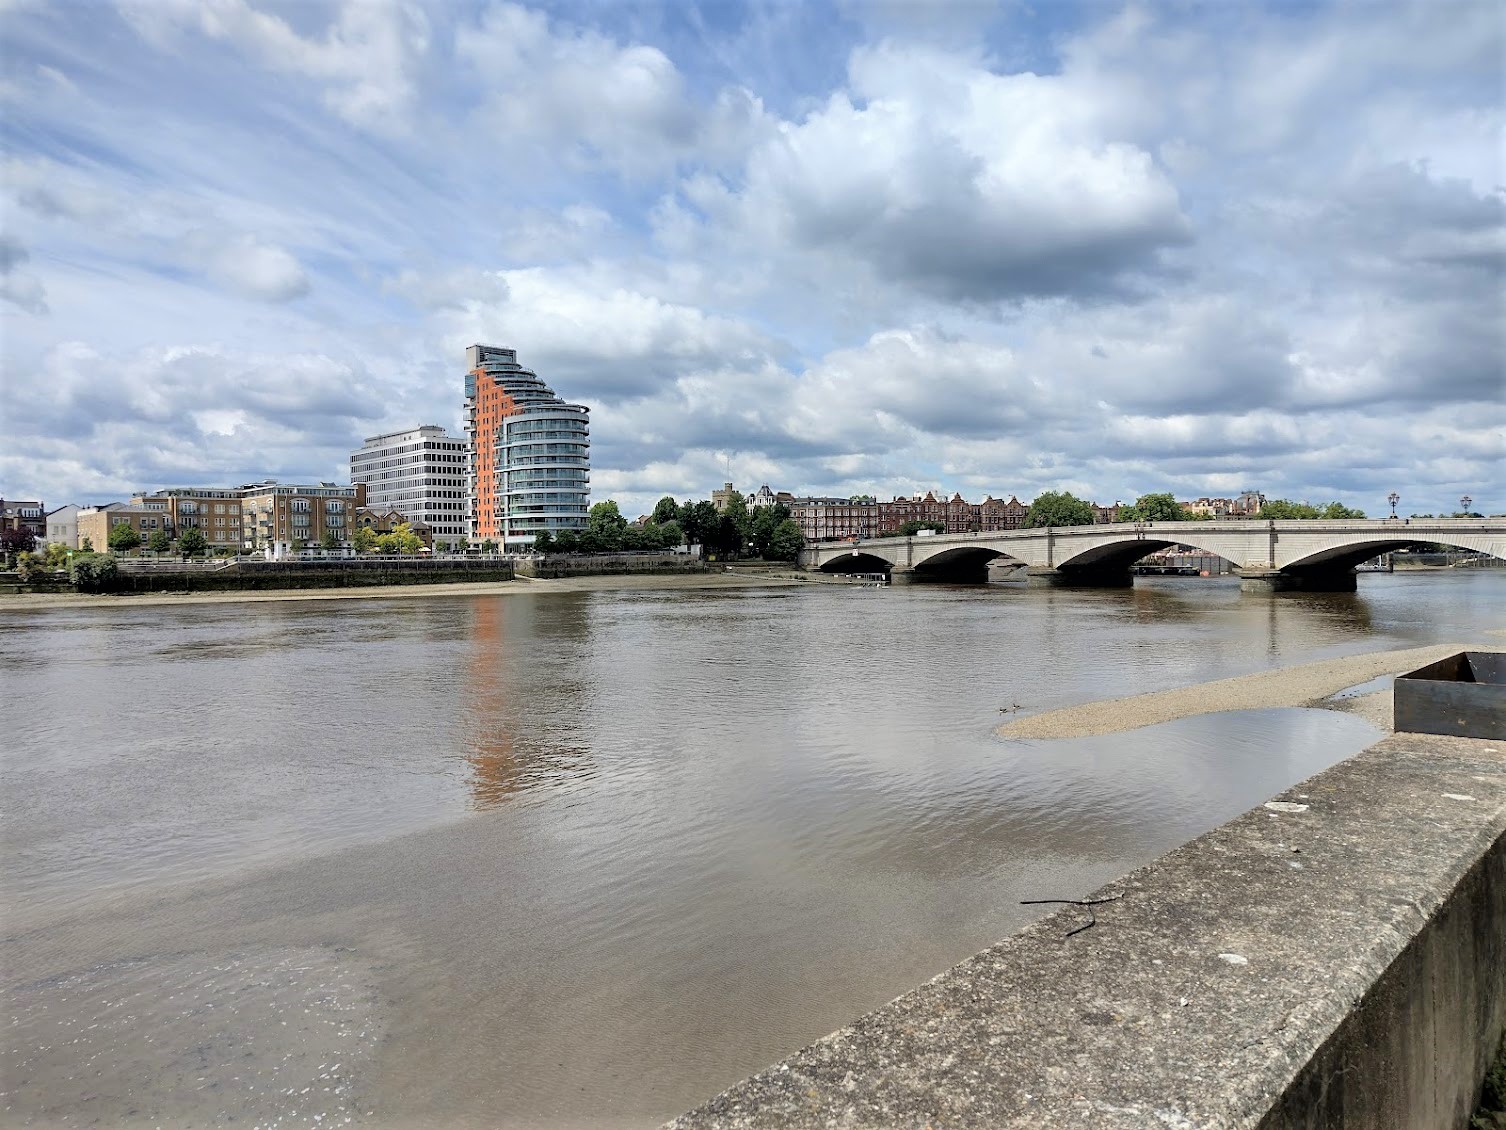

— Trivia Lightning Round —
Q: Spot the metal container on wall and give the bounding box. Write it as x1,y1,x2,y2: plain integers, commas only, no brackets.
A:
1394,652,1506,741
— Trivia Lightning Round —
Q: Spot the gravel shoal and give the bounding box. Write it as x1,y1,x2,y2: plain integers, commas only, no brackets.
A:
997,643,1494,739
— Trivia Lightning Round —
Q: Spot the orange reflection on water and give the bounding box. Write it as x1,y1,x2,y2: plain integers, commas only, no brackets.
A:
463,597,591,810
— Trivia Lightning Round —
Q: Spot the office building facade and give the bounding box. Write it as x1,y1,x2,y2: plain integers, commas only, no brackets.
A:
350,426,468,550
464,344,590,550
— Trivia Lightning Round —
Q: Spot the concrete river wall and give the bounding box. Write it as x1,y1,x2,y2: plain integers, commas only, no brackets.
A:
110,558,517,592
514,553,711,579
669,730,1506,1129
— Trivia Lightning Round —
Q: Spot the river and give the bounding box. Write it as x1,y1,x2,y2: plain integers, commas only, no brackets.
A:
2,570,1502,1127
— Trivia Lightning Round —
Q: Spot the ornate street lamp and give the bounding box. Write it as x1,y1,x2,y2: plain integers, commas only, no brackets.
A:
1461,495,1473,516
1387,492,1399,519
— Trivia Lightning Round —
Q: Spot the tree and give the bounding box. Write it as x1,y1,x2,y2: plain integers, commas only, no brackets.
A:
1117,492,1188,522
897,519,945,537
15,551,43,582
108,522,143,554
533,530,555,554
320,529,342,550
1,527,37,560
178,527,209,557
749,506,779,557
43,541,70,569
1320,502,1366,519
80,536,94,553
480,538,498,554
1257,500,1321,520
353,526,377,553
374,522,422,554
1025,491,1095,527
652,496,680,526
554,529,581,553
712,513,744,558
766,519,804,561
587,500,629,551
679,500,720,549
148,528,171,553
723,493,752,547
70,552,119,593
656,519,683,549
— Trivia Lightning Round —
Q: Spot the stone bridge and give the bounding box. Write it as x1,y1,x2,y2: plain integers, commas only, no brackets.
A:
798,518,1506,591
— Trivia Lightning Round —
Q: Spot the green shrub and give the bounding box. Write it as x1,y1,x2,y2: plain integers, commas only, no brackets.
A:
70,552,120,593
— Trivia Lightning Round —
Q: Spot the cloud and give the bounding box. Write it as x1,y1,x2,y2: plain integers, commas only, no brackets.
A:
665,40,1191,306
118,0,430,132
455,3,701,176
182,232,311,302
2,0,1501,519
0,234,48,313
413,265,783,402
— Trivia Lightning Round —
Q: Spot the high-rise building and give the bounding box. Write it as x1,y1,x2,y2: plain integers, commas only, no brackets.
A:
349,425,469,549
464,344,590,550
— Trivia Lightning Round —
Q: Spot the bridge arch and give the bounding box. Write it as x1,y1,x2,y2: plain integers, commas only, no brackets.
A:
1281,534,1505,574
1053,537,1188,573
816,550,896,574
910,545,1026,582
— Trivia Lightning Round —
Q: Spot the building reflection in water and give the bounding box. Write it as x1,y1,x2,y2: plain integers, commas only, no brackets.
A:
462,596,594,810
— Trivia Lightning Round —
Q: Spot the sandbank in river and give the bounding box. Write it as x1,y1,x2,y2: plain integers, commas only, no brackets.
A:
998,636,1506,739
0,569,803,612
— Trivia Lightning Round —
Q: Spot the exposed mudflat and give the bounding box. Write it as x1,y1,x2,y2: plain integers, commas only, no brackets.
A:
0,570,800,612
997,642,1498,739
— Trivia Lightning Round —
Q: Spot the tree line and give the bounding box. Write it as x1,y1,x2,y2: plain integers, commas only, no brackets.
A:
1025,491,1366,526
532,495,803,561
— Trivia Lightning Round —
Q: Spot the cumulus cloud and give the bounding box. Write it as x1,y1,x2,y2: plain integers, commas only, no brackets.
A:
454,3,738,176
2,0,1501,518
664,40,1190,306
412,265,783,401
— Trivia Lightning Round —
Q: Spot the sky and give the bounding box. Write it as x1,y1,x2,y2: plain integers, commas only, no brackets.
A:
2,0,1502,518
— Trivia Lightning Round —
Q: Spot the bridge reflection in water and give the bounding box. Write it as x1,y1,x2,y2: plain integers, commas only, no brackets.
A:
802,518,1506,592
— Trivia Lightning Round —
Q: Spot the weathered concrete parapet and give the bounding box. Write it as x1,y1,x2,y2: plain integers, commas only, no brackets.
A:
668,732,1506,1129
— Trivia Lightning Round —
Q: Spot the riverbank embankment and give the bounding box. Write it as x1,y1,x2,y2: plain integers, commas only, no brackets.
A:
0,569,803,612
669,727,1506,1129
997,640,1505,739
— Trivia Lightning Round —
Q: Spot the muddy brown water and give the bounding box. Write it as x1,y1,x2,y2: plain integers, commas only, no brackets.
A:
3,571,1502,1127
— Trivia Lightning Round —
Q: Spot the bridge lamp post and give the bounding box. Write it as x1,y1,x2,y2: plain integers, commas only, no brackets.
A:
1461,495,1472,516
1387,492,1399,520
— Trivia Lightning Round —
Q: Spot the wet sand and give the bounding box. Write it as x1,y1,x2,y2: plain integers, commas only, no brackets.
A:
998,641,1501,739
0,570,801,613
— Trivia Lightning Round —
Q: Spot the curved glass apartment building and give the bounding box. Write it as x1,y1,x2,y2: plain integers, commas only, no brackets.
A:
464,344,590,550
